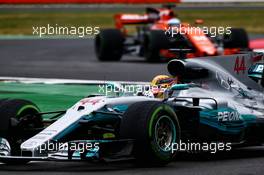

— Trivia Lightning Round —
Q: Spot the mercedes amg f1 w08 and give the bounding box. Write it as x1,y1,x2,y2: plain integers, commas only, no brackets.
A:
0,52,263,166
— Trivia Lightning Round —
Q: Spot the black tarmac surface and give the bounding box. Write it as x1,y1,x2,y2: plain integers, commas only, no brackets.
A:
0,38,167,81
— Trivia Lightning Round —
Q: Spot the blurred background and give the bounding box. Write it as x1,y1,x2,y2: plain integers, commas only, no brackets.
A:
0,0,264,81
0,0,264,36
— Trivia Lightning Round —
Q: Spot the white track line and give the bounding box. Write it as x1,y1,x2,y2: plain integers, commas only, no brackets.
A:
0,76,149,85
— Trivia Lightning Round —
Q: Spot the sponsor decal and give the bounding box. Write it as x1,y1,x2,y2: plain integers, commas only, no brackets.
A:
121,14,148,20
218,111,240,122
38,141,100,154
165,140,232,154
80,98,103,105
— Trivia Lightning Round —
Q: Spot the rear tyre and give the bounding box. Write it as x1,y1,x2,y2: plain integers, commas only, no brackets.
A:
95,29,124,61
0,99,43,164
144,30,170,62
120,101,180,166
224,28,249,49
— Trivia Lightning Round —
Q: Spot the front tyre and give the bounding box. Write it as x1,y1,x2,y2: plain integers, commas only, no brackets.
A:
95,29,124,61
0,99,43,164
144,30,170,62
120,101,180,166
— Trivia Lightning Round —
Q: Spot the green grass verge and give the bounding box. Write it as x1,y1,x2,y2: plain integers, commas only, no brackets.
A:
0,82,101,112
0,9,263,35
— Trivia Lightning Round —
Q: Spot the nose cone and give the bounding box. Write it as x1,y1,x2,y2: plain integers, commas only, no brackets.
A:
21,140,39,151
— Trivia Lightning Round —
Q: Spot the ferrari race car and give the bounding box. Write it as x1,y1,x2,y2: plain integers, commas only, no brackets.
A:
95,6,249,62
0,52,263,166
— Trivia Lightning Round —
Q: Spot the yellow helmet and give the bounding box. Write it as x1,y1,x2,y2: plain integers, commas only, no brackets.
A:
151,75,178,98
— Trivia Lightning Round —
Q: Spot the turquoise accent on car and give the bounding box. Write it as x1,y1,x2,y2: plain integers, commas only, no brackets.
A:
113,105,128,112
170,84,190,91
199,107,257,134
248,63,263,80
69,140,118,159
248,74,262,79
85,147,100,159
240,114,257,124
53,109,120,141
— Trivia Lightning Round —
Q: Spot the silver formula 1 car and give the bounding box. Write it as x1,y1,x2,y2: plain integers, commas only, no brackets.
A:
0,52,263,166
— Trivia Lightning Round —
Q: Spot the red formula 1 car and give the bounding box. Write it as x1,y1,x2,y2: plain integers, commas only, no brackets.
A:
95,6,249,62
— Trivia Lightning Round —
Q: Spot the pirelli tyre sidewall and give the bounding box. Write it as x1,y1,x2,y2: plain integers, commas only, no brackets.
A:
120,101,180,166
149,105,179,161
0,99,43,164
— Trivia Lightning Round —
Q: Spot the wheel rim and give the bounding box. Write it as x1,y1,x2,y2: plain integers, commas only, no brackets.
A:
154,115,176,152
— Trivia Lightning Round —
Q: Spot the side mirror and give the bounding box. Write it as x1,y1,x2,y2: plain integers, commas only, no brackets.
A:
195,19,204,25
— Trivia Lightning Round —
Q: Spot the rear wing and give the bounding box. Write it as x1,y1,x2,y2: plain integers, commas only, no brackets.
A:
114,7,175,29
114,14,154,29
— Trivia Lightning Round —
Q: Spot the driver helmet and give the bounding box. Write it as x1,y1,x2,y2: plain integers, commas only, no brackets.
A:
167,18,181,27
151,75,178,98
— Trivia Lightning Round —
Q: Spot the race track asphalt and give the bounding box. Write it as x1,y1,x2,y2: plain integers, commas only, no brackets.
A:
0,38,167,82
1,147,264,175
1,38,264,175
